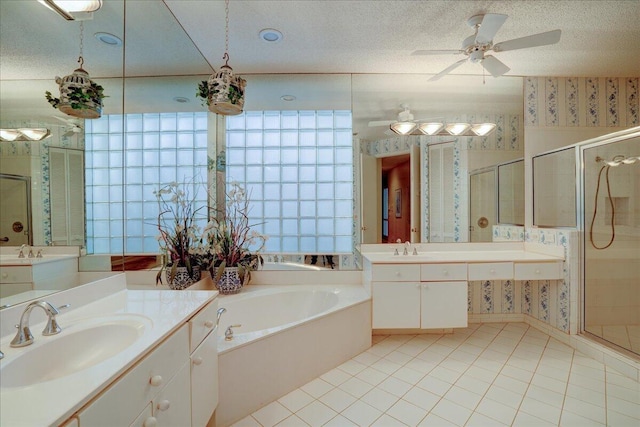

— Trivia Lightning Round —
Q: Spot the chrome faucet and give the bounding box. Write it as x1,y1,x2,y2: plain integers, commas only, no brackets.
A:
225,324,242,341
403,241,411,255
18,244,28,258
10,301,67,347
0,350,4,359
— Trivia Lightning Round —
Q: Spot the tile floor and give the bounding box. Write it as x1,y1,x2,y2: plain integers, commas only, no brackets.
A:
230,323,640,427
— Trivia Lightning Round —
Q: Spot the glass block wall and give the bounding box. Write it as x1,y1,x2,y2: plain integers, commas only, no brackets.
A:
225,111,353,253
85,113,208,254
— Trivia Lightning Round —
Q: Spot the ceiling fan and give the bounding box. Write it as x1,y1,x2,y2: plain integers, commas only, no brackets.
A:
52,115,83,137
412,13,561,81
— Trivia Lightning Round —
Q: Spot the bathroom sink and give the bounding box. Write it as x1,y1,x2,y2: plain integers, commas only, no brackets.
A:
0,315,151,388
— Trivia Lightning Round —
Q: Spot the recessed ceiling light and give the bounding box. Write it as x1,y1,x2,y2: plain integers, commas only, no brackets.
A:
280,95,296,102
94,32,122,46
173,97,190,104
259,28,283,43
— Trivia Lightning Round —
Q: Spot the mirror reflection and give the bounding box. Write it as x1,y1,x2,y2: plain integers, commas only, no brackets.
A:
1,1,526,308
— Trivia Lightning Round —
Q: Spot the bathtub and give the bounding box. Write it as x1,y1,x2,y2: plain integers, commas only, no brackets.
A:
215,284,371,427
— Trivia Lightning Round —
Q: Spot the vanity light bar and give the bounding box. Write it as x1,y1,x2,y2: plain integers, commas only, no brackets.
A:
390,122,497,137
0,128,51,142
38,0,102,21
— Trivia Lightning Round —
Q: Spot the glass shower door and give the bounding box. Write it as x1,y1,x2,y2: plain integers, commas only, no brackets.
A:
583,136,640,355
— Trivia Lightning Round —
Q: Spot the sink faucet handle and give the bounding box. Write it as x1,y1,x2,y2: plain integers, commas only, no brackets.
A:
42,303,69,336
36,249,44,258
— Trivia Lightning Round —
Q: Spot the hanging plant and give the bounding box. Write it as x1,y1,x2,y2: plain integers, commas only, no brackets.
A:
44,21,106,119
45,72,106,119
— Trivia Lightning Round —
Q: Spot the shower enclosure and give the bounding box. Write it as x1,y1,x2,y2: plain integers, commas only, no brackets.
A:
581,131,640,356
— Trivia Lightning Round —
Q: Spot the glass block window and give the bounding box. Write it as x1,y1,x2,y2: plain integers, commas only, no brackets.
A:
85,112,208,254
226,110,353,253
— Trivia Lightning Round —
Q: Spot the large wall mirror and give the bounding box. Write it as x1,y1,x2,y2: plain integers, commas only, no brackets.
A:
1,1,526,308
352,73,524,244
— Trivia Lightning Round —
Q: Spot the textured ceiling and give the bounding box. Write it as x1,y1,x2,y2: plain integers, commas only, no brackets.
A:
1,1,639,141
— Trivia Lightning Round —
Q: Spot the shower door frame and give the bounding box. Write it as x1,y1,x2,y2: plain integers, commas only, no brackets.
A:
578,126,640,357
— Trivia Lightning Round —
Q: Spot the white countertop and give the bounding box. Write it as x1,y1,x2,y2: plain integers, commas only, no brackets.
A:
0,286,217,427
363,249,564,264
0,254,78,266
360,242,564,264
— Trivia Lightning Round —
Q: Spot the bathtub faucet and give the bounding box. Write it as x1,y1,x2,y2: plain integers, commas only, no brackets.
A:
225,324,242,341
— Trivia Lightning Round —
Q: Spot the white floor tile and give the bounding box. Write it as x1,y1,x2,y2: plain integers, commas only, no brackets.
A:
339,376,375,399
252,402,293,427
300,378,334,399
417,413,458,426
475,397,518,426
242,325,640,427
559,409,606,426
356,366,389,386
465,411,508,427
278,389,315,413
385,398,429,426
295,401,337,427
442,385,483,411
371,413,409,426
430,398,472,426
402,387,441,412
360,387,400,413
274,414,310,427
322,414,358,427
377,376,413,397
318,387,357,413
320,368,352,387
342,400,383,426
230,415,262,427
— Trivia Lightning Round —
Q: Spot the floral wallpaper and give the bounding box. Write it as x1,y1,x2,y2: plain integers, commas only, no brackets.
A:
525,76,639,128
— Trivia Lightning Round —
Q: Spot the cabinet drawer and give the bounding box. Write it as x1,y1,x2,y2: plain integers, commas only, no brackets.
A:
515,262,562,280
189,299,218,353
0,266,32,283
372,264,420,282
468,262,513,280
79,324,189,426
420,263,467,281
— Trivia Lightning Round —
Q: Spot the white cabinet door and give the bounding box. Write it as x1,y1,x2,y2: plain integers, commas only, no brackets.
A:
191,330,218,427
421,282,468,328
153,362,191,427
372,282,420,328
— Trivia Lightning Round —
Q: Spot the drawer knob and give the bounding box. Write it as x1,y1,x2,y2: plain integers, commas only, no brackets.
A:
143,417,158,427
490,269,495,273
193,356,203,366
204,320,214,328
149,375,163,387
442,270,448,275
395,271,400,276
535,269,540,274
157,400,171,412
1,273,8,279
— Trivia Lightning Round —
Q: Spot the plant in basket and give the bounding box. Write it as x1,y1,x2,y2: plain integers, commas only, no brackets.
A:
154,181,209,289
206,182,267,294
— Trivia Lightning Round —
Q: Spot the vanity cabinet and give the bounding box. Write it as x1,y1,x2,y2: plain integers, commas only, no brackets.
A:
76,299,219,427
371,264,468,329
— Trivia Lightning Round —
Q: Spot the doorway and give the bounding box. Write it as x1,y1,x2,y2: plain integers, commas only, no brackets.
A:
381,154,410,243
0,173,31,246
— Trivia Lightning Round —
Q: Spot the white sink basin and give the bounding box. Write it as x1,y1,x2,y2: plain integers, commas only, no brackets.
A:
0,315,151,388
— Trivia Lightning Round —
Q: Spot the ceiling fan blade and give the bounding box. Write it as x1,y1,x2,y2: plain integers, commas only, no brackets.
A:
493,29,561,52
482,55,510,77
475,13,508,44
428,58,467,82
368,120,394,127
411,49,461,56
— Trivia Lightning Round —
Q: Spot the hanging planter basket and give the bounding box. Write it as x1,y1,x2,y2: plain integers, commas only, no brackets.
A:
45,64,105,120
197,63,246,116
